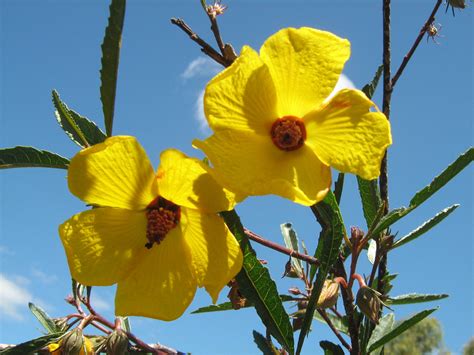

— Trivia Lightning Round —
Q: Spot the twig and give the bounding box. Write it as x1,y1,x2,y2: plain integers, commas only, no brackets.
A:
317,309,352,352
170,18,229,67
335,258,359,355
207,14,226,55
391,0,444,88
244,228,320,266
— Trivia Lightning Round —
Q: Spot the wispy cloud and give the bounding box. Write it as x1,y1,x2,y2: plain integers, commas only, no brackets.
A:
181,57,221,80
0,273,32,321
31,269,58,285
194,89,211,134
91,292,112,312
326,73,356,101
0,245,14,255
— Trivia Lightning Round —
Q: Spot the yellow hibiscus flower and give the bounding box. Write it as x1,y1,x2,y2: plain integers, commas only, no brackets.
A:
193,27,392,206
59,136,243,321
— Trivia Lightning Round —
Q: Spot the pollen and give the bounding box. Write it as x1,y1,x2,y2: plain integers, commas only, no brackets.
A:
270,116,307,151
145,196,181,249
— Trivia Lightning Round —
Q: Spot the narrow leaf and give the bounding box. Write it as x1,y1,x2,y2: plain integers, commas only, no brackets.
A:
52,90,106,148
280,223,303,278
320,341,345,355
333,173,345,204
313,311,349,335
392,205,459,249
0,147,69,169
28,303,60,334
100,0,126,136
410,148,473,207
0,333,64,354
298,191,345,354
191,295,294,314
367,308,438,353
367,239,377,264
387,293,448,305
362,65,384,99
367,313,395,351
253,330,279,355
372,148,473,235
221,210,294,354
357,177,382,229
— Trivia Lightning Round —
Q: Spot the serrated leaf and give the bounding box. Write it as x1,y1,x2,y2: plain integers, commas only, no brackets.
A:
100,0,126,136
372,148,473,236
52,90,107,148
191,295,295,314
280,223,303,278
357,177,382,229
386,293,448,305
367,239,377,264
297,191,345,355
253,330,279,355
0,147,69,169
0,332,64,354
367,313,395,351
28,303,60,334
320,340,345,355
367,308,438,353
313,311,349,335
221,210,294,354
392,205,459,249
362,65,383,99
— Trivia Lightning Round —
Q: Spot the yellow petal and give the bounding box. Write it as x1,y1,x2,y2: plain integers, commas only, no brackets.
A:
181,207,243,303
59,208,147,286
115,227,197,321
157,149,237,213
68,136,157,210
305,89,392,180
260,27,350,118
193,131,331,206
204,45,278,134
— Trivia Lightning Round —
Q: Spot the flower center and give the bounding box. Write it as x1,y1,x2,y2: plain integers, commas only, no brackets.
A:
270,116,306,151
145,196,181,249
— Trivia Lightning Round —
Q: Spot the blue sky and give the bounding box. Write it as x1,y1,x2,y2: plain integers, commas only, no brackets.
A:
1,1,472,354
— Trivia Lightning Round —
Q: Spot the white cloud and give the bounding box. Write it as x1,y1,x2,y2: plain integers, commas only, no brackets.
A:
91,292,112,312
0,273,32,320
194,89,211,134
181,57,221,80
326,73,356,101
0,245,14,255
31,269,58,285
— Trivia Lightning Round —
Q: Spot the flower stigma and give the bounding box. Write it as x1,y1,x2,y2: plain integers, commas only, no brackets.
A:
145,196,181,249
270,116,307,151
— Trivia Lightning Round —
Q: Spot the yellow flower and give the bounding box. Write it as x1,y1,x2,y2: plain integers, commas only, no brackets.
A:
59,136,243,321
193,27,392,206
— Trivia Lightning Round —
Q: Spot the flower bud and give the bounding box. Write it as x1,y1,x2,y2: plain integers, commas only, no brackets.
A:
448,0,466,9
288,287,302,296
61,328,86,355
317,280,340,309
52,317,70,332
356,286,381,324
282,261,299,278
105,329,129,355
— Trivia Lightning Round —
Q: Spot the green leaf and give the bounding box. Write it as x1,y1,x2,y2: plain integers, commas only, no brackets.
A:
313,311,349,335
386,293,448,305
28,303,60,334
357,177,382,229
191,295,295,314
372,148,473,236
320,341,345,355
362,65,383,99
120,317,131,332
253,330,279,355
200,0,207,10
52,90,107,148
410,148,473,207
392,205,459,249
333,172,345,204
0,147,69,169
367,308,438,353
280,223,303,278
0,333,64,354
367,313,395,352
221,210,294,354
297,191,345,355
100,0,126,136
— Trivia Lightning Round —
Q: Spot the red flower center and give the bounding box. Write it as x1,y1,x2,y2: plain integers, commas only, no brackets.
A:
145,196,181,249
270,116,306,151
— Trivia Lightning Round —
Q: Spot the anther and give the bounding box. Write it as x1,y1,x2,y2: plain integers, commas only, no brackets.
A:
270,116,306,151
145,196,180,248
